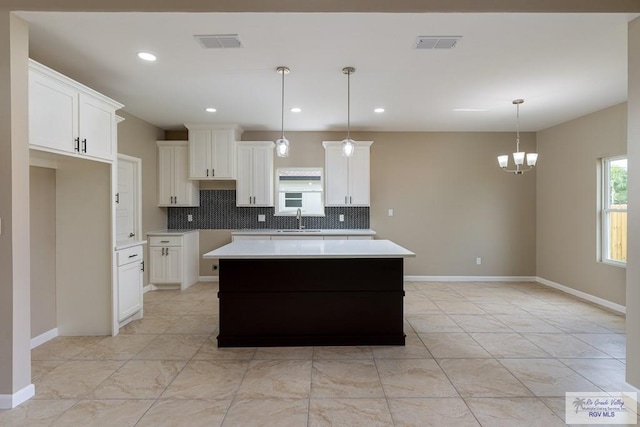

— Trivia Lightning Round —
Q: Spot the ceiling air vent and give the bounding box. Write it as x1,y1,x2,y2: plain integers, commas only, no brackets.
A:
194,34,243,49
415,36,462,50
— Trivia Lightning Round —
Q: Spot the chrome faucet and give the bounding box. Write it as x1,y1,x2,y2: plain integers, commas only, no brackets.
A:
296,208,304,230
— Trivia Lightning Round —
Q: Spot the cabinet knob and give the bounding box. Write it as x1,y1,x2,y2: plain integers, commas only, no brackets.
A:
129,232,135,238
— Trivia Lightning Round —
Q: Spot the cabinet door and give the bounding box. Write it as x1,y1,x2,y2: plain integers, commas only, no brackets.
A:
189,130,211,179
236,144,253,206
157,146,174,206
79,93,116,161
164,247,183,283
149,247,167,283
324,146,349,206
348,146,371,206
252,144,274,206
118,261,142,321
211,130,235,179
29,70,78,154
173,145,194,206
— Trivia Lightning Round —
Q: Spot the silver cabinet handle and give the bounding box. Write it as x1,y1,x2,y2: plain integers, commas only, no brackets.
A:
161,247,165,256
128,254,138,258
345,196,347,204
212,168,215,177
350,196,352,204
161,240,170,243
206,169,209,177
249,196,252,204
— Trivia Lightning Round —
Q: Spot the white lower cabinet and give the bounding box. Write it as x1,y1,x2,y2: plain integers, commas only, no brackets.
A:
116,244,144,325
148,231,199,290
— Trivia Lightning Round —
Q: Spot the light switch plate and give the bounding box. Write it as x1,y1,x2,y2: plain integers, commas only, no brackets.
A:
339,214,344,222
258,214,266,222
187,214,193,222
476,257,482,265
388,209,394,217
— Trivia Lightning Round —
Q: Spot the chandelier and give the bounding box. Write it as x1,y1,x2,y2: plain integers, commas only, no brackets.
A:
497,99,538,174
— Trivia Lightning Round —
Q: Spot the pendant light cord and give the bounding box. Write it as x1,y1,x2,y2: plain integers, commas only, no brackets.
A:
346,70,351,139
281,69,285,139
515,102,520,152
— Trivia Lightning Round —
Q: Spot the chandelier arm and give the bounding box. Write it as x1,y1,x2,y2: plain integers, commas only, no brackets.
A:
501,165,533,174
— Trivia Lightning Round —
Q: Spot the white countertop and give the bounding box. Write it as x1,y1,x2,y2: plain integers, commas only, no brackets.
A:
231,229,376,236
147,229,199,236
203,239,415,259
115,240,147,251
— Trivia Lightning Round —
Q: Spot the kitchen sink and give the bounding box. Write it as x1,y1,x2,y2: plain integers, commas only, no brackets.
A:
275,229,322,233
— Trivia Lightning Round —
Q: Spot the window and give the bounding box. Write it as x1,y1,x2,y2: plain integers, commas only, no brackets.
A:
601,156,627,265
275,168,325,216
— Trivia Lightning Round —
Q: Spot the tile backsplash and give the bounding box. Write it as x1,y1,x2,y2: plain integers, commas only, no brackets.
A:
168,190,370,230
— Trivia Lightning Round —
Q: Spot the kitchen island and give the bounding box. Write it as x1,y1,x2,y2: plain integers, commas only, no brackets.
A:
203,239,415,347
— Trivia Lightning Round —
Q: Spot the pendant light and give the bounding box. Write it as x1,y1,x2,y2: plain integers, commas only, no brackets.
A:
275,66,290,157
341,67,356,157
497,99,538,175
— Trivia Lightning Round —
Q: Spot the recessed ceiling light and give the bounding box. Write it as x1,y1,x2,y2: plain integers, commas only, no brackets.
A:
137,52,157,62
290,107,302,113
374,108,385,113
453,108,488,112
205,107,217,113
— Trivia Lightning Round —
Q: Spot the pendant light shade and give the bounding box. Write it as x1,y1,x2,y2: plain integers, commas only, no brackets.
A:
275,66,290,157
341,67,356,157
497,99,538,175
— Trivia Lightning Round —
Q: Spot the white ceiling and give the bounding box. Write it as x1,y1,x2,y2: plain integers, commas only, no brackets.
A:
18,12,639,132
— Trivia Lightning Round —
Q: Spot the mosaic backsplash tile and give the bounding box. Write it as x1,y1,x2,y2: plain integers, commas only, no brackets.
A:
167,190,370,230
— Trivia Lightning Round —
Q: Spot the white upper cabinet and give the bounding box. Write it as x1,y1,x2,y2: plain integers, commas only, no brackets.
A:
323,141,373,207
28,59,122,163
186,125,243,180
157,141,200,207
236,141,275,207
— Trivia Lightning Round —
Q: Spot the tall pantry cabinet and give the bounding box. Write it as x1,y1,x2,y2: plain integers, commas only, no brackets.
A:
28,58,129,337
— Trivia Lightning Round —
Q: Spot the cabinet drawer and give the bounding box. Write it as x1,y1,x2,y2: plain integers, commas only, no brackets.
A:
117,245,143,267
149,236,183,247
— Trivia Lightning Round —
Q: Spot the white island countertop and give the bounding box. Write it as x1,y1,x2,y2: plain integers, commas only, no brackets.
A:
203,239,415,259
231,229,376,237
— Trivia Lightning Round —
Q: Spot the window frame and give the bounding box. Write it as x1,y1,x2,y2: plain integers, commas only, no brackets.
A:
600,155,627,267
274,167,326,217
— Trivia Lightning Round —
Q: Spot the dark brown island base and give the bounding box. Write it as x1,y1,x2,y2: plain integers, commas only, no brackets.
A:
203,239,415,348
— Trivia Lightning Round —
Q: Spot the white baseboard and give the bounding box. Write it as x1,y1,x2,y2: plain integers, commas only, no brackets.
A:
0,384,35,409
30,328,58,349
536,277,626,314
404,276,537,282
143,284,158,293
625,382,640,394
199,276,219,282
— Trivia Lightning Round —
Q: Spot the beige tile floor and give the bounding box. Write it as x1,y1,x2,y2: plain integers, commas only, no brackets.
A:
2,281,638,426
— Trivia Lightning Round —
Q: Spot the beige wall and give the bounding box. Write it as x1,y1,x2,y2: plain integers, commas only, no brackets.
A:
626,17,640,388
4,0,639,12
116,110,166,286
0,12,31,397
240,130,537,277
29,167,56,338
537,103,627,306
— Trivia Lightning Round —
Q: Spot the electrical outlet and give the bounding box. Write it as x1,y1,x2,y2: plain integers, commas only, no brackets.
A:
388,209,394,217
258,214,266,222
476,257,482,265
187,214,193,222
339,214,345,222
